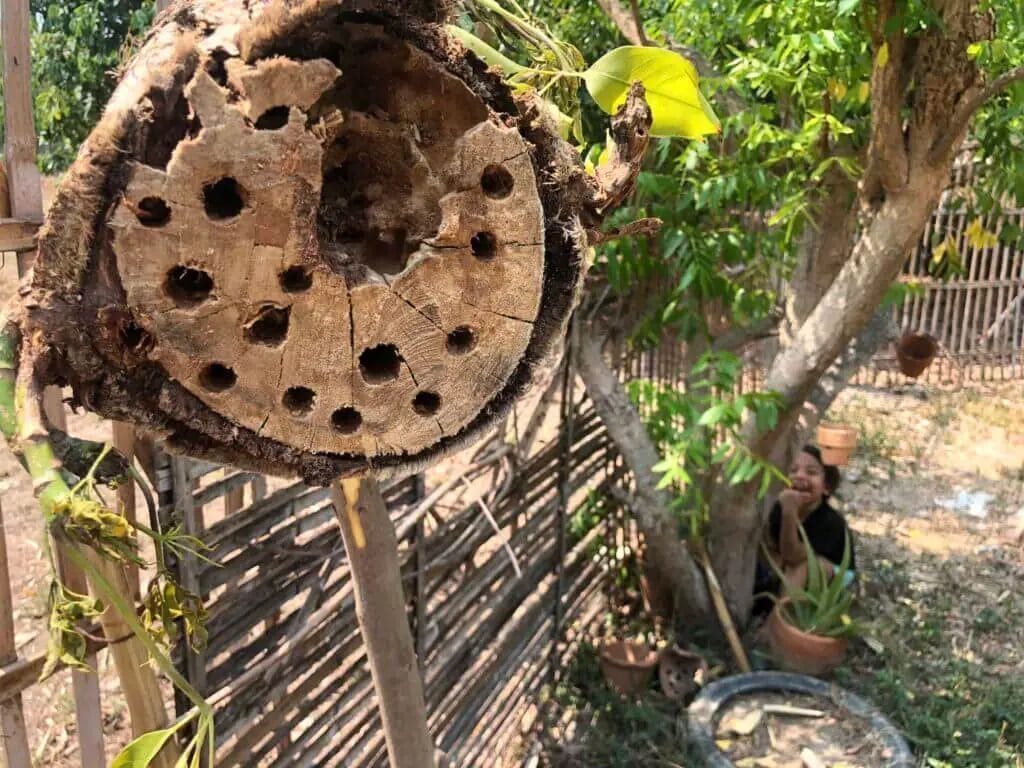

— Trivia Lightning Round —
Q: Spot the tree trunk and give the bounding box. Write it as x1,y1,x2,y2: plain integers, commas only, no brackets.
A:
709,168,948,619
331,477,435,768
576,330,711,629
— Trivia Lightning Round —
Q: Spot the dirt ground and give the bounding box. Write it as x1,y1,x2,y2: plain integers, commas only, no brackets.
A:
531,379,1024,767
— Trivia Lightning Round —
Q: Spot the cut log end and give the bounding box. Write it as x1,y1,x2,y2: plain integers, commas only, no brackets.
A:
28,2,586,483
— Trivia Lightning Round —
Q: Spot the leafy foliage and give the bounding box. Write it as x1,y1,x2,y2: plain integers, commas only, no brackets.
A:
455,1,719,140
630,350,785,536
0,0,154,173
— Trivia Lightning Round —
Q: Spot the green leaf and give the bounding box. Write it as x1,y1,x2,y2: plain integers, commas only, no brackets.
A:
582,46,720,139
111,726,180,768
697,403,729,427
445,25,527,76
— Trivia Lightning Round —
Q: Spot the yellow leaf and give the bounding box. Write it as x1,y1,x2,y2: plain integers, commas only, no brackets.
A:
857,81,870,103
583,46,720,138
828,79,848,100
965,217,999,249
716,739,734,750
876,41,889,68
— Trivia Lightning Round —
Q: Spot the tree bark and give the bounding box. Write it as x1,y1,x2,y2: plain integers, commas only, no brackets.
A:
331,477,435,768
576,330,711,629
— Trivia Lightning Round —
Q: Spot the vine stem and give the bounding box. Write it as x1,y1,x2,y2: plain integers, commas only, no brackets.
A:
63,542,209,714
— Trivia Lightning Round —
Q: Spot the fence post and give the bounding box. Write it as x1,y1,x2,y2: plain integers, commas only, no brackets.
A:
0,499,32,768
551,320,577,682
414,474,428,676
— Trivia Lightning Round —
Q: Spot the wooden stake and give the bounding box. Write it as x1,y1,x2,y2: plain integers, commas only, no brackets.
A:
0,499,32,768
330,477,435,768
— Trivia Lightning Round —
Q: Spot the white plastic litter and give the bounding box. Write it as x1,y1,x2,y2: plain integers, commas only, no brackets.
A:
935,489,995,519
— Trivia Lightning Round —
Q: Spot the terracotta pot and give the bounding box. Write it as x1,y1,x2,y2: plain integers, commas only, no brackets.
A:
897,332,938,378
599,640,658,696
658,644,709,702
815,423,857,466
766,599,849,676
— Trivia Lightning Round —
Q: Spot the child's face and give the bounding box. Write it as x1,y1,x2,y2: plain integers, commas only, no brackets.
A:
788,451,827,510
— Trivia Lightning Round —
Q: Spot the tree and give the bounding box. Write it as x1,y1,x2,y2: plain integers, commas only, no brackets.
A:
525,0,1024,629
0,0,154,172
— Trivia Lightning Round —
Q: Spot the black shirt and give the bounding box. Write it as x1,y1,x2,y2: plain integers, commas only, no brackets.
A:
768,500,856,571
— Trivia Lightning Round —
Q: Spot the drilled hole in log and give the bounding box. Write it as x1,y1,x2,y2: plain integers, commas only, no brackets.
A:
359,344,402,385
141,88,192,170
283,386,316,416
412,391,441,416
164,266,214,307
205,49,230,87
245,306,290,346
136,197,171,227
200,363,236,392
481,164,514,199
470,232,498,261
446,326,477,355
331,406,362,434
255,105,290,130
203,177,246,221
120,320,151,352
279,265,313,293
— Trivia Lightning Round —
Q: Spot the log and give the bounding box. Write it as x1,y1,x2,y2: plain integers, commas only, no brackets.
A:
22,0,598,486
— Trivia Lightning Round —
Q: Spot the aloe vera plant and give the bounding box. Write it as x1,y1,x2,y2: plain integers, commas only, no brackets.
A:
777,526,858,639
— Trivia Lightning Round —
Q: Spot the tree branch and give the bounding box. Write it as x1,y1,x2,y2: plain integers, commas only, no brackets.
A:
711,310,782,353
860,3,910,202
628,0,649,45
576,329,711,630
931,66,1024,163
594,0,644,46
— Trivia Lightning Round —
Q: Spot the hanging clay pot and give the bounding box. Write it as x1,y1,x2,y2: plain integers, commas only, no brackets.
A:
897,332,938,378
599,640,658,696
816,423,858,466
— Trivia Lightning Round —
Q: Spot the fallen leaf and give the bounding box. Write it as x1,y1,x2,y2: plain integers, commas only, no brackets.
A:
720,708,764,736
800,747,827,768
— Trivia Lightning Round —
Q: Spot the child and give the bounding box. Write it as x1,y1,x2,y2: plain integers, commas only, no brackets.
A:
756,445,856,602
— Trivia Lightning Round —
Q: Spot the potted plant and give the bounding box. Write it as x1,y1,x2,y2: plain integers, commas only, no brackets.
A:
815,422,858,466
897,332,938,378
765,531,858,676
599,639,659,695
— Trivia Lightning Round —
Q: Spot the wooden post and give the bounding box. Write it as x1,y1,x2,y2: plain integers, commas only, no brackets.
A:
112,421,141,599
330,477,435,768
1,0,43,275
83,552,178,768
0,500,32,768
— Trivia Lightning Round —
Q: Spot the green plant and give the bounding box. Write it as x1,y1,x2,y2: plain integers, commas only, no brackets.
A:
777,526,858,639
0,323,217,767
452,0,719,142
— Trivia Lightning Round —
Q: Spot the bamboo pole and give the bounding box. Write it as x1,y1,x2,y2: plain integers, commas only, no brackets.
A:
330,477,435,768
